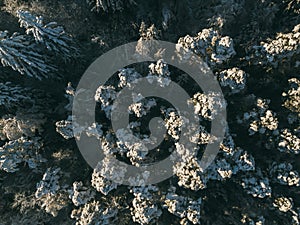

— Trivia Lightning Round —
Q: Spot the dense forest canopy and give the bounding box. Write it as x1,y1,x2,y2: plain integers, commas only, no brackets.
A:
0,0,299,224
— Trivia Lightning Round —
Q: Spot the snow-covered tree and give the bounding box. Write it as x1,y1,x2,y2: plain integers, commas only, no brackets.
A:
17,10,78,60
0,82,31,107
87,0,135,13
0,30,55,79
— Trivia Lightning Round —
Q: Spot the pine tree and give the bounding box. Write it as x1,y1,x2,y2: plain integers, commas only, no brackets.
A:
17,10,78,60
87,0,135,13
0,30,55,79
0,82,31,107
